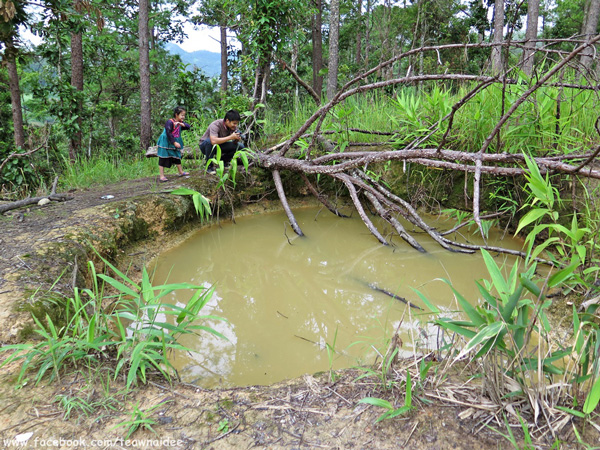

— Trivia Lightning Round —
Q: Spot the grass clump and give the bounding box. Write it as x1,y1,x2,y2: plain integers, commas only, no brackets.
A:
59,155,158,190
1,251,225,390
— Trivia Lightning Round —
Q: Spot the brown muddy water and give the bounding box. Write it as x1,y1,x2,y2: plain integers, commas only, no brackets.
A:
150,206,525,388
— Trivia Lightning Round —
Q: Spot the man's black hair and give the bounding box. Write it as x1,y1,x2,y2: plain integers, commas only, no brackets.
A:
224,109,241,122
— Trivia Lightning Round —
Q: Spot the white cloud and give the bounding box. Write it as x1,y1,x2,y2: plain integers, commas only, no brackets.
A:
175,23,222,53
19,23,233,55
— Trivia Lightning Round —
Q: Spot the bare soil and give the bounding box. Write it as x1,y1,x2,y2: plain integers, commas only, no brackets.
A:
0,174,593,449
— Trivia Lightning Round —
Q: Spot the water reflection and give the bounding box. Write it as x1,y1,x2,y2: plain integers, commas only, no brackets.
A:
151,207,525,388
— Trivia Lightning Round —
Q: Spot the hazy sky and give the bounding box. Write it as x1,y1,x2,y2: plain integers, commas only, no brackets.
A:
20,22,226,54
176,23,222,53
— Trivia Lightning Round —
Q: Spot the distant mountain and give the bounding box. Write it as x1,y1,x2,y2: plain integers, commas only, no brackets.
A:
165,43,220,77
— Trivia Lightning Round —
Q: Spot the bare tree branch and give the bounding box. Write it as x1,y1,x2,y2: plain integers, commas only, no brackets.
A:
337,173,388,245
272,169,304,236
254,39,600,259
278,58,320,104
0,128,50,175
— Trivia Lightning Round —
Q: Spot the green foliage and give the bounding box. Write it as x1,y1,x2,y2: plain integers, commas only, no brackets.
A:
420,251,566,377
0,157,37,193
326,326,339,383
217,418,230,433
516,154,599,288
0,253,225,390
205,146,251,190
54,375,119,421
441,208,499,241
488,412,536,450
422,154,600,439
113,402,161,439
0,69,13,151
172,64,220,113
171,187,212,221
358,371,413,422
59,155,158,190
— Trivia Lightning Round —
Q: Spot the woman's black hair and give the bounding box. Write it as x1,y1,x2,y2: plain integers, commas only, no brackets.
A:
174,106,186,116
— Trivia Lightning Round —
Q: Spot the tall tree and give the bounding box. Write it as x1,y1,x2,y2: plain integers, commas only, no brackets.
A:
234,0,304,106
364,0,372,68
0,0,27,149
522,0,540,77
355,0,362,68
193,0,231,94
327,0,340,101
220,24,227,92
491,0,505,75
311,0,323,98
69,0,84,161
580,0,600,72
4,38,24,149
139,0,152,150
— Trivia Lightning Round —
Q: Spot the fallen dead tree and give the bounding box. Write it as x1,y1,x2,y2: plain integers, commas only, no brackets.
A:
253,38,600,259
0,177,73,215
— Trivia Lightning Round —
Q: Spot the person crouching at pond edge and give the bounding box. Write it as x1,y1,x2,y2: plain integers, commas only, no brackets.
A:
200,109,245,174
157,106,191,182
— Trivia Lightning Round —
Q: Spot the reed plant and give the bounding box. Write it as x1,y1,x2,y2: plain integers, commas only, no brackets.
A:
0,251,225,390
356,154,600,446
412,156,600,441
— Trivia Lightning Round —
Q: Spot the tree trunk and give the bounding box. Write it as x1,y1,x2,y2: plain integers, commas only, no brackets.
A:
580,0,600,72
108,115,117,149
253,57,269,107
415,0,426,84
5,39,25,149
220,25,228,92
139,0,152,151
291,42,299,101
327,0,340,101
522,0,539,77
241,42,249,95
355,0,362,67
311,0,323,99
69,3,84,161
491,0,504,76
260,63,270,106
364,0,372,68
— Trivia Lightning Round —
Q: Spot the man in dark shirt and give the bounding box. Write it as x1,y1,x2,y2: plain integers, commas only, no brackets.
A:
200,109,245,173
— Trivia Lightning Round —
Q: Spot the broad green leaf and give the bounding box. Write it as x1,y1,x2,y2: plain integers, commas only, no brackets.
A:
377,406,411,422
404,371,412,407
440,278,485,327
520,275,541,297
555,406,585,418
171,187,198,196
515,208,550,235
358,397,392,410
583,376,600,415
547,260,579,288
411,288,439,313
457,321,505,360
501,284,523,322
481,249,509,302
435,318,477,339
98,274,139,298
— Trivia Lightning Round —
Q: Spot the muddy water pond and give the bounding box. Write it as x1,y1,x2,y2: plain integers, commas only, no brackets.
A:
151,206,525,388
